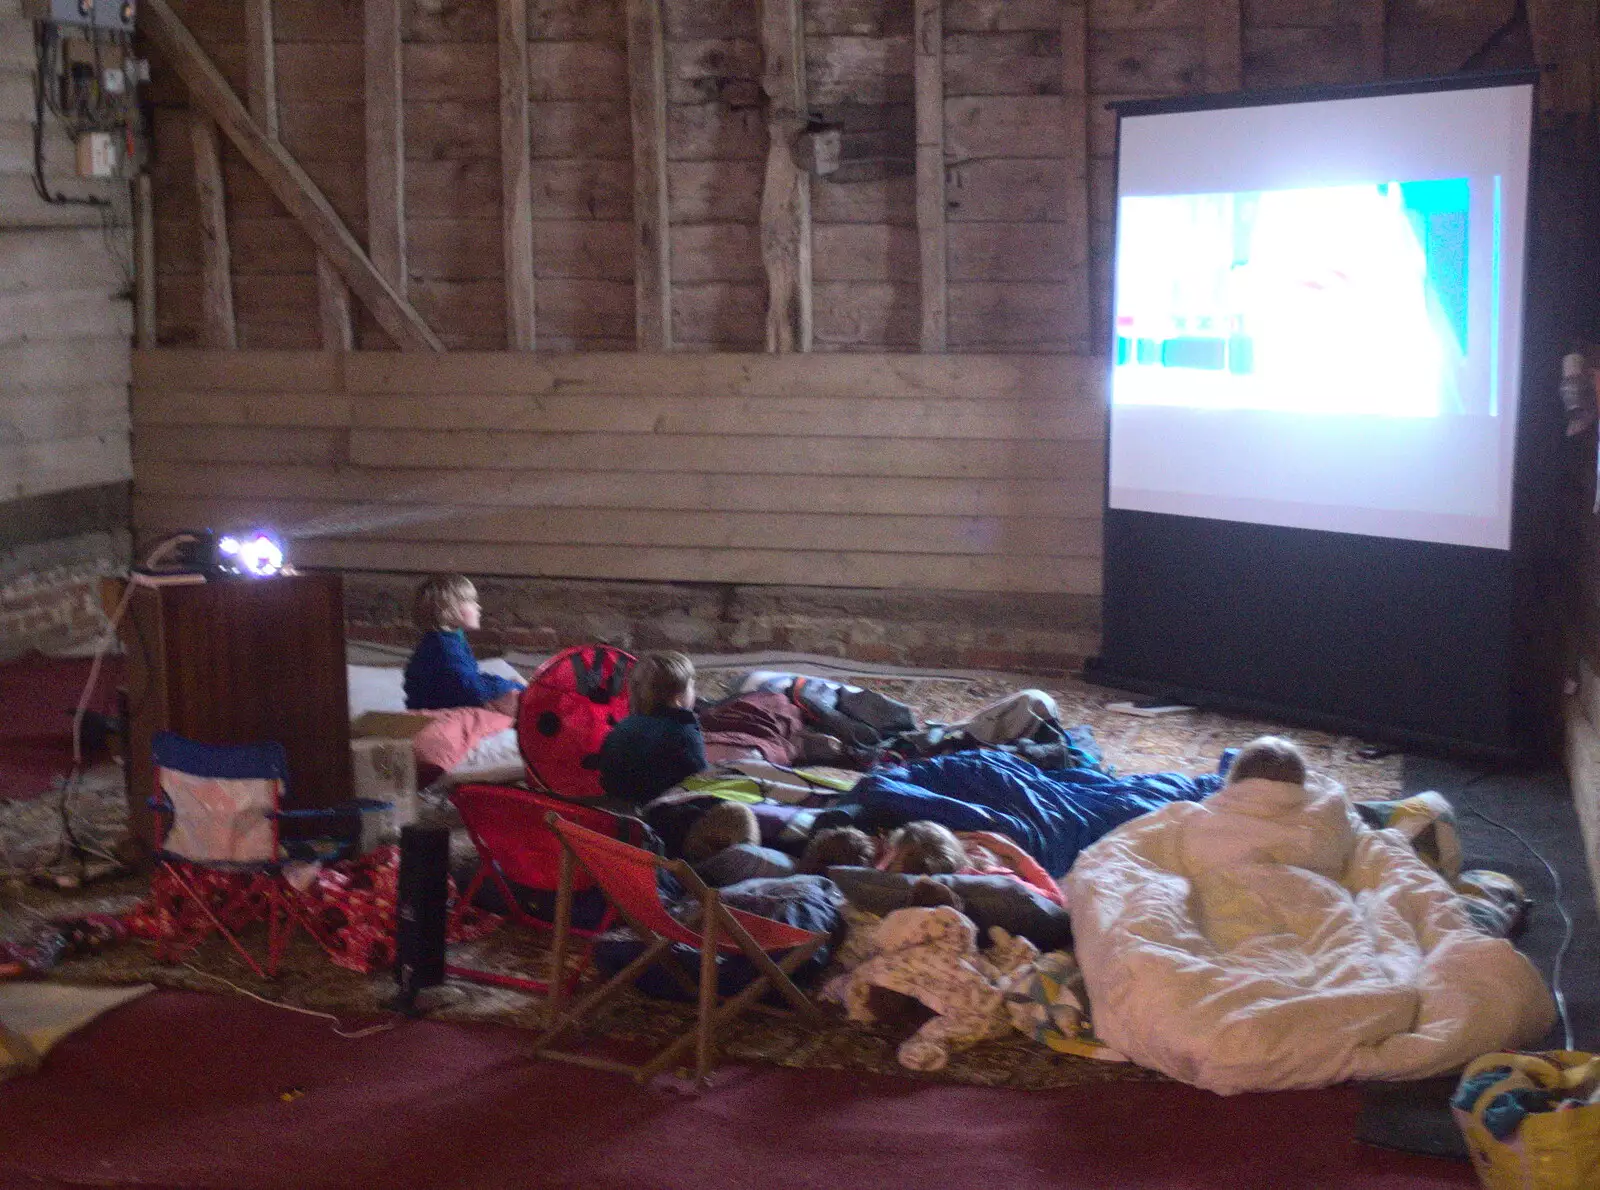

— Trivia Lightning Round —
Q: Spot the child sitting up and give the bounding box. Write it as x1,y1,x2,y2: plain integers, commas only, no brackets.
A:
403,574,525,713
597,650,707,806
683,802,797,887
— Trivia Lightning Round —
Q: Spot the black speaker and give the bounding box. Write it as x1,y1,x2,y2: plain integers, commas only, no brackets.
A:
393,823,450,1013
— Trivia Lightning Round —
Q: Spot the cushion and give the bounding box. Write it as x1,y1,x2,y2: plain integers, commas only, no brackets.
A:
826,866,1073,952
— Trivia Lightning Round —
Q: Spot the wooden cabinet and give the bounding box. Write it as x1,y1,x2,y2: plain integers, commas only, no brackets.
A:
117,573,351,849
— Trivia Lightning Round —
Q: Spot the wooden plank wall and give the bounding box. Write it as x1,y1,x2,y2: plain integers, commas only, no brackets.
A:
0,0,132,501
146,0,1497,355
131,349,1105,593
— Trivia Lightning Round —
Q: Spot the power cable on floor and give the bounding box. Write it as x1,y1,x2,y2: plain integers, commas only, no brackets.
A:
180,964,399,1040
1452,770,1576,1052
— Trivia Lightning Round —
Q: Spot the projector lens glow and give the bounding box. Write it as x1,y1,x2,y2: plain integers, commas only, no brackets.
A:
240,534,284,577
217,529,285,577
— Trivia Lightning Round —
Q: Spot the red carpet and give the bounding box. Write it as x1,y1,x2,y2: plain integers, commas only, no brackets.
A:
0,990,1478,1190
0,652,122,801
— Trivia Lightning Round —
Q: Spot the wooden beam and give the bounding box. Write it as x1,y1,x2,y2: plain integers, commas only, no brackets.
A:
317,255,354,350
247,0,352,351
1062,0,1089,345
1202,0,1242,93
365,0,406,296
499,0,536,351
757,0,812,353
914,0,945,353
134,173,157,349
143,0,441,351
627,0,671,351
244,0,278,139
190,113,237,349
1529,0,1596,115
1355,0,1386,82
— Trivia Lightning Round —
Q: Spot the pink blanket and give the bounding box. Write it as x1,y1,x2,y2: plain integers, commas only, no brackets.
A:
411,707,515,786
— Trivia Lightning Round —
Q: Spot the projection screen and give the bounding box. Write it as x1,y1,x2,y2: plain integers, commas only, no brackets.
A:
1108,80,1533,550
1093,75,1540,755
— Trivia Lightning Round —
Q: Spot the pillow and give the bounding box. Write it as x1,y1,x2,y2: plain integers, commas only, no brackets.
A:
826,866,1073,952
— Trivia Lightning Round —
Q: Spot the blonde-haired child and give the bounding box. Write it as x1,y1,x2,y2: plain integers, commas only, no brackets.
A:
1224,735,1307,787
402,573,524,713
596,650,707,805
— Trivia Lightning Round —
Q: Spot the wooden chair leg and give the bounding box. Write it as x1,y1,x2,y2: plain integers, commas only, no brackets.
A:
719,908,825,1023
535,936,674,1052
546,842,575,1022
695,901,719,1084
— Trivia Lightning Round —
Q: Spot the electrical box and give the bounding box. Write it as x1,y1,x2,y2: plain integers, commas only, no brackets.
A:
22,0,135,33
75,130,116,177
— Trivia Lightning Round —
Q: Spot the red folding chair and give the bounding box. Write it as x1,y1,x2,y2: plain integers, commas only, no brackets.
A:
445,783,644,995
536,814,826,1086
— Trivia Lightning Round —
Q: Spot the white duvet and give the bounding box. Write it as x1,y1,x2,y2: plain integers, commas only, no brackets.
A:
1064,775,1555,1095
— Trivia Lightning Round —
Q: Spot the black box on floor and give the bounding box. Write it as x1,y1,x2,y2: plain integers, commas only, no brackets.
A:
394,824,450,1012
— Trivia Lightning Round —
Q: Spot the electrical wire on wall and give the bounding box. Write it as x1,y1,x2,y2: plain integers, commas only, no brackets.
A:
30,19,141,214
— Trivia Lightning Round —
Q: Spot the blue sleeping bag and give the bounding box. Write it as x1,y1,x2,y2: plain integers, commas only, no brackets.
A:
853,752,1223,877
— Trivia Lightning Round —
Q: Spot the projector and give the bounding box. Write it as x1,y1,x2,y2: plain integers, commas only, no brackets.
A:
132,528,288,584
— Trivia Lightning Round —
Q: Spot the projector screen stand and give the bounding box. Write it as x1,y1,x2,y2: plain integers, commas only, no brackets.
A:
1081,655,1522,766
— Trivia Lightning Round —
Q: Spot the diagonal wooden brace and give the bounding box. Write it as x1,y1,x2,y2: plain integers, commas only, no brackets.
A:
142,0,443,352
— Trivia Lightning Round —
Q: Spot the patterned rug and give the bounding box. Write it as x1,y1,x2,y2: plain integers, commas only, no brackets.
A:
1,665,1402,1090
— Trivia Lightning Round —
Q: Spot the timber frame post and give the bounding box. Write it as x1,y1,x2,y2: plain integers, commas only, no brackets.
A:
627,0,672,352
500,0,537,351
758,0,813,353
365,0,407,306
190,112,236,349
1063,0,1090,347
1202,0,1242,94
915,0,946,353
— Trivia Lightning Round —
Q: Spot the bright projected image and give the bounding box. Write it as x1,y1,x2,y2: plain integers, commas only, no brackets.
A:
1114,179,1482,418
1106,82,1533,551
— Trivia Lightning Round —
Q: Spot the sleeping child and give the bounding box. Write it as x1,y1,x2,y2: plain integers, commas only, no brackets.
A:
402,574,526,713
682,802,798,886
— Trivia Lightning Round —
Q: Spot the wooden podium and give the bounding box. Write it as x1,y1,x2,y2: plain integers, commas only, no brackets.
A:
116,572,352,849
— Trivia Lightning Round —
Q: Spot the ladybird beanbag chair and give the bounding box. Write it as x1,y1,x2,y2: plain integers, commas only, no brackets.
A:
517,645,635,799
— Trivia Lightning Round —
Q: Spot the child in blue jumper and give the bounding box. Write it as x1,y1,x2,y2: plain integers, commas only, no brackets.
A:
403,574,525,713
597,650,707,806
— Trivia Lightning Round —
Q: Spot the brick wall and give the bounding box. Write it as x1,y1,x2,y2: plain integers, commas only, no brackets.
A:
0,529,127,660
342,571,1101,676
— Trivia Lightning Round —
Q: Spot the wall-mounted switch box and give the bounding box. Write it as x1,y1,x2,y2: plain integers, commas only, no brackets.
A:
76,130,116,177
22,0,134,32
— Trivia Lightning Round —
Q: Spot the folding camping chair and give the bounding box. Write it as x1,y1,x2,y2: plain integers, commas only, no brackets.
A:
535,814,826,1086
445,783,646,996
148,732,350,978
